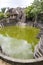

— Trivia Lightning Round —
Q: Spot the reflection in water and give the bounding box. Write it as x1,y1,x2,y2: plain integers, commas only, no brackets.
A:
0,34,33,59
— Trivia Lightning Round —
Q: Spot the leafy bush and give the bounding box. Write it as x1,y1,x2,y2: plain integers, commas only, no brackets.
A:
25,6,34,18
0,12,4,20
25,0,43,22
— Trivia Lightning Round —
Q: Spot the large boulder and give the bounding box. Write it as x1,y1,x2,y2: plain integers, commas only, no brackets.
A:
6,7,26,23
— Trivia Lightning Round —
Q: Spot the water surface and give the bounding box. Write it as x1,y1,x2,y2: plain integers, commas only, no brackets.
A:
0,26,40,59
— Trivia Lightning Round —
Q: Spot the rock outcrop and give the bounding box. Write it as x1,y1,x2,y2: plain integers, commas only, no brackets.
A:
0,7,26,26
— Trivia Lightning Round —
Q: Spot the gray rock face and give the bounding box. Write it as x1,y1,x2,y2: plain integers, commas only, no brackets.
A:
7,7,26,23
0,8,26,26
16,22,26,27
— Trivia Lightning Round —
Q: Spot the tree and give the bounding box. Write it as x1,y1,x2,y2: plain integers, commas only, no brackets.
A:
31,7,41,22
31,0,42,22
25,5,34,18
25,0,43,22
40,0,43,11
1,8,6,13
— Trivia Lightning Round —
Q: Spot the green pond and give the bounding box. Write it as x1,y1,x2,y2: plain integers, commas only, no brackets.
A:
0,26,40,59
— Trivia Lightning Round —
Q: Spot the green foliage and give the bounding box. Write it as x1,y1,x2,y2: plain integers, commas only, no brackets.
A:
0,26,40,45
32,0,42,15
0,12,4,20
40,0,43,11
0,26,40,53
1,8,6,13
25,0,43,21
32,0,43,21
25,6,34,18
0,8,10,18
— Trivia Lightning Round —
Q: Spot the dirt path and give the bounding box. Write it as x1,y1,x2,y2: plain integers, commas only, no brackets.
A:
0,59,11,65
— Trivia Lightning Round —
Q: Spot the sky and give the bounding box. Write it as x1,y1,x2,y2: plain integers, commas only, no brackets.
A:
0,0,34,9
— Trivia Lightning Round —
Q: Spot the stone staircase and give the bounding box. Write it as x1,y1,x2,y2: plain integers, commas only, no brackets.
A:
34,23,43,58
34,35,43,58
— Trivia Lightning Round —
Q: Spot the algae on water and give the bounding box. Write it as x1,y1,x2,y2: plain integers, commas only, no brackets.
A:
0,26,40,45
0,26,40,59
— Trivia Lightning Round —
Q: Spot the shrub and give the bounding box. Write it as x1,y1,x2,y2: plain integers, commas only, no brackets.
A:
0,12,4,20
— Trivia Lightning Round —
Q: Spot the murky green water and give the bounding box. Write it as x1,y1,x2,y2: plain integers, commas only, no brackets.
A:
0,26,40,59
